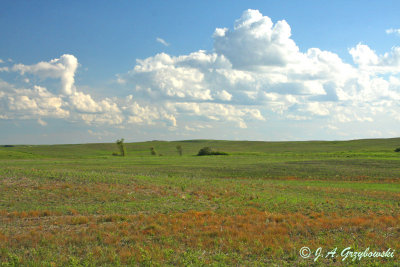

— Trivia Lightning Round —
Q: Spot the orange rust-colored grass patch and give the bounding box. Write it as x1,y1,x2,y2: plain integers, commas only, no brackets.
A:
118,247,134,263
103,232,121,245
67,208,79,215
1,209,399,265
69,216,89,225
378,215,396,226
0,231,7,243
2,210,58,219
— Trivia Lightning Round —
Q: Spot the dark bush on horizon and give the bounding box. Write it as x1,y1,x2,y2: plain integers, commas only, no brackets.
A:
395,147,400,152
197,147,228,156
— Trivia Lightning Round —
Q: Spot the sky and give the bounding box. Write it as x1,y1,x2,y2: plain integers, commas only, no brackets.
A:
1,1,400,144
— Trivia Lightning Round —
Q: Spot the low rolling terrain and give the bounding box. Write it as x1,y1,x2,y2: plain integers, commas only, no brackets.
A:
1,138,400,266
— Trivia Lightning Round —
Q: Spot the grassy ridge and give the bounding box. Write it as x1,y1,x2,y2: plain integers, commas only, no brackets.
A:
2,138,400,180
0,139,400,265
3,138,400,158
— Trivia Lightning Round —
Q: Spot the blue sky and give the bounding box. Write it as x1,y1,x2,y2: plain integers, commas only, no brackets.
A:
1,1,400,144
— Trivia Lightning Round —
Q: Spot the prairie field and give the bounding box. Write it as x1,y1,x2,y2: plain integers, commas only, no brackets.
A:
0,139,400,266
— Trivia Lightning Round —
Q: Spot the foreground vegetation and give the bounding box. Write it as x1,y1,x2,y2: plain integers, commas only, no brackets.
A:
0,138,399,266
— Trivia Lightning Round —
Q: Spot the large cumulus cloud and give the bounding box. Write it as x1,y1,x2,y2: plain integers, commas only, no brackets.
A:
0,55,176,127
213,9,300,68
1,9,400,138
118,9,400,131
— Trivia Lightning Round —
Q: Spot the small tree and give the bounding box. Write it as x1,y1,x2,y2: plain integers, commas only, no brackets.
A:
176,145,183,156
116,138,127,156
395,147,400,152
150,147,157,156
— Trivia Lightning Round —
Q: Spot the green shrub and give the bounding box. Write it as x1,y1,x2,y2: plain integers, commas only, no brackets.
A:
197,147,212,156
197,147,228,156
395,147,400,152
150,147,157,156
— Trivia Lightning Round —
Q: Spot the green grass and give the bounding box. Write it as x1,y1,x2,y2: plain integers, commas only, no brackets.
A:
0,138,400,266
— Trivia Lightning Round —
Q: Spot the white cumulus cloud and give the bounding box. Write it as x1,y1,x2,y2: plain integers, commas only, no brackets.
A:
2,9,400,139
12,54,78,95
0,84,69,120
213,9,300,69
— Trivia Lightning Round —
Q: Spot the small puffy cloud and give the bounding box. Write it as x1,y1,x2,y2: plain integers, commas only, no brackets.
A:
349,43,379,66
70,92,104,113
8,95,38,111
302,102,330,116
37,118,47,126
11,54,78,95
215,90,232,101
156,37,169,46
349,43,400,73
124,96,176,127
0,59,4,64
386,28,400,35
161,112,177,127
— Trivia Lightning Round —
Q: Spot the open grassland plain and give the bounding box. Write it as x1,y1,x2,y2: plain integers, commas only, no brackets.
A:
0,138,400,266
